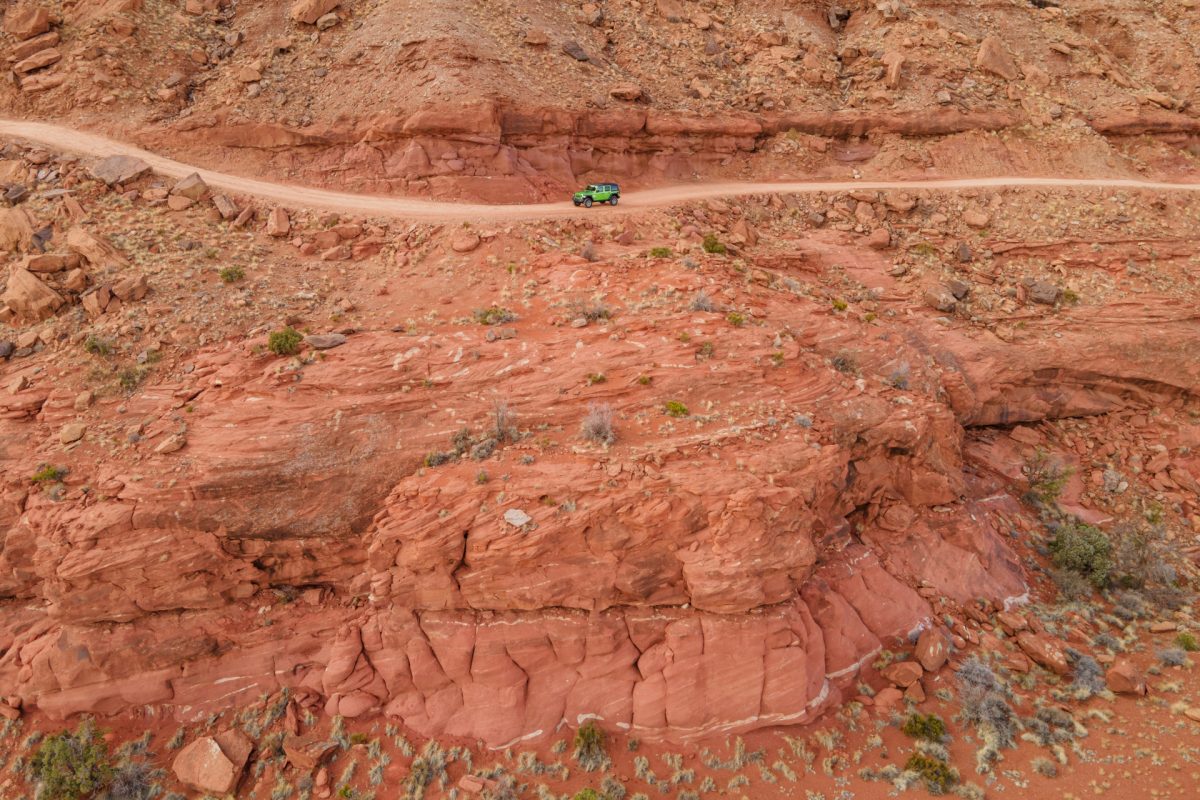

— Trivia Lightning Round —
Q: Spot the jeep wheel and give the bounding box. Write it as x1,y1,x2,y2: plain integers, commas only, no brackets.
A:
583,197,593,208
573,200,581,206
609,196,619,206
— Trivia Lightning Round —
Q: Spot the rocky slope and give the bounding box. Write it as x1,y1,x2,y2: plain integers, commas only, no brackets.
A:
0,139,1197,751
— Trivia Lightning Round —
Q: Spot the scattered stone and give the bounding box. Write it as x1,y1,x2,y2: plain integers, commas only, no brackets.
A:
881,660,923,688
561,40,589,61
283,733,338,772
1,267,64,321
503,509,532,527
523,29,549,46
451,233,481,253
290,0,340,25
976,36,1019,81
923,286,957,313
4,6,51,41
610,83,644,102
962,210,990,229
59,422,86,444
1150,621,1178,633
13,47,60,74
872,686,904,711
90,155,151,186
1105,659,1147,695
1029,281,1062,305
866,228,891,249
172,172,209,200
266,207,290,237
947,279,971,300
315,12,340,30
914,628,949,672
155,434,187,454
1015,632,1070,675
305,333,347,350
68,226,129,269
172,730,252,795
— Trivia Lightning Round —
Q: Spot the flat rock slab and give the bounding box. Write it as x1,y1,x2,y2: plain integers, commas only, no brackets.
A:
90,155,151,186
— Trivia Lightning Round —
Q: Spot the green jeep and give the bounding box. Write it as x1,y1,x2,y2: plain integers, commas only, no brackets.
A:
573,182,620,207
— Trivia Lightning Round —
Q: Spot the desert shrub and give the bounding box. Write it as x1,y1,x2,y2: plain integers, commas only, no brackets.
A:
117,366,148,392
572,790,601,800
726,311,745,326
696,341,714,358
268,327,303,356
84,335,113,356
831,298,848,312
902,713,947,743
648,247,672,258
1091,632,1123,652
904,752,957,795
1023,706,1078,747
1051,567,1093,601
1049,521,1112,588
957,657,1017,770
830,350,858,375
581,402,615,445
569,297,612,322
1031,757,1058,777
107,759,160,800
1175,632,1198,652
474,306,516,325
572,722,608,772
701,234,726,254
32,464,67,483
663,401,689,418
1158,648,1188,667
30,722,114,800
689,290,715,312
490,400,518,443
1068,649,1105,698
219,265,245,283
1024,450,1071,506
1111,519,1182,604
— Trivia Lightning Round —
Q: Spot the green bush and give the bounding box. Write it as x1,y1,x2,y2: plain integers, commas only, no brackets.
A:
268,327,303,356
572,722,608,772
904,752,956,795
30,722,114,800
1025,450,1072,506
701,234,726,254
83,335,113,357
726,311,745,327
831,298,848,312
219,265,245,283
572,791,601,800
663,401,689,418
1176,632,1198,652
473,306,516,325
902,713,947,743
32,464,67,484
1049,521,1112,588
648,247,673,258
118,366,149,392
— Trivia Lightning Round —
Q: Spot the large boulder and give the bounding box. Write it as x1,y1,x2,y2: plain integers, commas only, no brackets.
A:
1,267,64,321
1105,659,1147,695
1015,632,1070,675
171,729,252,795
4,6,50,40
67,226,129,270
89,155,151,186
976,36,1019,81
0,207,35,252
290,0,339,24
915,628,949,672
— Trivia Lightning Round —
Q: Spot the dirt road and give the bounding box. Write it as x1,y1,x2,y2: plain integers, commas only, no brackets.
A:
2,118,1198,220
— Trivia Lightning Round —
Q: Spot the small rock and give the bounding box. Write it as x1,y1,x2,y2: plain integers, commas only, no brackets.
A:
451,233,481,253
866,228,891,249
947,279,971,300
523,29,549,46
1105,658,1147,695
90,155,151,186
154,434,187,454
881,660,923,688
60,422,86,444
1150,621,1178,633
266,207,290,237
1029,280,1062,305
924,286,957,313
315,12,339,30
914,629,949,672
503,509,532,527
962,210,990,229
304,333,347,350
172,172,209,200
610,83,643,102
561,40,589,61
